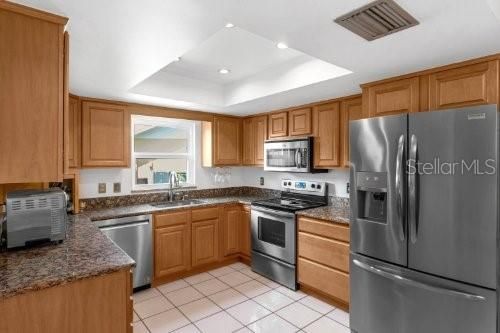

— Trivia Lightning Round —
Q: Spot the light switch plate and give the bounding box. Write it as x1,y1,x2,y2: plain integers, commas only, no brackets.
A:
113,182,121,193
98,183,106,194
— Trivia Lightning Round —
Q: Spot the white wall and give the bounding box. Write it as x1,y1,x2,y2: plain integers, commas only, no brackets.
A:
79,122,350,198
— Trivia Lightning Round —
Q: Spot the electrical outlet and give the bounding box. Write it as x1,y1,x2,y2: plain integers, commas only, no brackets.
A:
259,177,264,186
346,182,350,194
113,182,121,193
98,183,106,194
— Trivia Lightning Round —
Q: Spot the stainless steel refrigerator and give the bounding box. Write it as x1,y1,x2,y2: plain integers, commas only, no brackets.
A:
349,105,498,333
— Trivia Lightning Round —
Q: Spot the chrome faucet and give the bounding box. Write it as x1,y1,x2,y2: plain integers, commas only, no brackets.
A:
168,171,179,202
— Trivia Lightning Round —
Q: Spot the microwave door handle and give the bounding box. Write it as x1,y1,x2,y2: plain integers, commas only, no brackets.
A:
295,150,301,168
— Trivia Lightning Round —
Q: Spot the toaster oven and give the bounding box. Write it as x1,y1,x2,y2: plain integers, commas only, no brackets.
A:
5,188,68,248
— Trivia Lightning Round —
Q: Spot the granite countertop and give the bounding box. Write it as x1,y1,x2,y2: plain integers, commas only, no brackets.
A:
298,205,350,225
84,195,271,221
0,215,134,299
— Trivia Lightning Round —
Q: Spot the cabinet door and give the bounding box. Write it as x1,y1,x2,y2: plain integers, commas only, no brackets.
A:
213,116,242,165
81,101,130,167
313,102,340,168
242,118,254,165
192,219,219,267
239,206,251,257
155,224,190,278
289,108,312,136
0,7,65,183
340,97,363,168
268,112,288,138
222,206,240,257
254,116,268,165
365,77,420,117
429,61,499,110
67,96,81,169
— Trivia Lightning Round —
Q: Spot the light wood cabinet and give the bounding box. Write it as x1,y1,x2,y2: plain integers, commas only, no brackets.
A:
364,77,420,117
154,211,191,279
0,3,67,183
268,112,288,138
428,60,499,110
202,116,242,166
298,216,350,306
81,101,130,167
313,102,341,168
192,208,219,267
340,97,363,168
242,115,268,166
222,205,241,257
66,95,81,170
242,118,255,165
289,108,312,136
0,269,132,333
239,206,251,257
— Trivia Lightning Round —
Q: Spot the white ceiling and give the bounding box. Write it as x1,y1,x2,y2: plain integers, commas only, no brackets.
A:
12,0,500,115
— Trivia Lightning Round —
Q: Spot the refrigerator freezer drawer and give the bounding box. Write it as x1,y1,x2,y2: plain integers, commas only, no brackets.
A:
350,253,496,333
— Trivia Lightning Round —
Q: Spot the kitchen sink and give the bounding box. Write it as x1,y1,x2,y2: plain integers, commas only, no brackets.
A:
149,199,204,208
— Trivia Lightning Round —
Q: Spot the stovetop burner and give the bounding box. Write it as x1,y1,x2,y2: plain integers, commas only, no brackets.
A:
252,195,327,213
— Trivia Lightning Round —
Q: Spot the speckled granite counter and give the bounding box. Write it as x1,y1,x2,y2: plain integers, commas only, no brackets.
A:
0,215,134,299
84,196,272,221
298,205,350,224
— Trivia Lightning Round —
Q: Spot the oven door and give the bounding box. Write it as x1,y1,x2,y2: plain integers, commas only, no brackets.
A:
251,206,296,264
264,139,310,172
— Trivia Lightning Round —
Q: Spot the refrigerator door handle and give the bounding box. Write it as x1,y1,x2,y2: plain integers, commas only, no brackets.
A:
395,134,405,241
352,259,486,301
409,134,419,243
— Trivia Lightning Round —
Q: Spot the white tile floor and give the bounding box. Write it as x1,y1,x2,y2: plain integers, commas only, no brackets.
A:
133,262,350,333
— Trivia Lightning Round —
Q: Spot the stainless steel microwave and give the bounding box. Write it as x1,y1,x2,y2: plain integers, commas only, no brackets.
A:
263,137,327,173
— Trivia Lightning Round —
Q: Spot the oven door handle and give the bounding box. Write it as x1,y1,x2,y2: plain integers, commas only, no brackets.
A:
251,205,296,218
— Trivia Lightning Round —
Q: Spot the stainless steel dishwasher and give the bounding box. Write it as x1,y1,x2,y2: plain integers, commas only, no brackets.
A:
96,215,152,289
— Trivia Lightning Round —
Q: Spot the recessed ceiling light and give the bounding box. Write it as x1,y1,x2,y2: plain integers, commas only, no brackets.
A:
276,42,288,49
225,22,235,28
219,68,230,74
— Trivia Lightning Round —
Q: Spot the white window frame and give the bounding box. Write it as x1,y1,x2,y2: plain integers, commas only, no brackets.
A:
131,115,196,191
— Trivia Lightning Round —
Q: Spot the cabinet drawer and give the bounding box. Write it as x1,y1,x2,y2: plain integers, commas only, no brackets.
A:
155,210,189,228
298,217,349,243
298,257,349,304
298,232,349,272
192,207,219,222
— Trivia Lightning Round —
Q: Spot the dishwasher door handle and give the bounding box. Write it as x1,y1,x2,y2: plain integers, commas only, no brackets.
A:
99,221,150,231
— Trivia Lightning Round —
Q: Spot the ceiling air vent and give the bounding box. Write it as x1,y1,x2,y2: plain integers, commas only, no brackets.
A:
334,0,419,41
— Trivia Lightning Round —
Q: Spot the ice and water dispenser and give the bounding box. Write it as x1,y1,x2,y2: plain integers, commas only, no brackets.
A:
355,172,388,223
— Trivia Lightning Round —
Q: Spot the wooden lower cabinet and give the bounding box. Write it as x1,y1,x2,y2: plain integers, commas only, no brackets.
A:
0,269,132,333
192,219,219,267
298,216,350,306
222,205,241,257
239,206,251,257
155,225,190,277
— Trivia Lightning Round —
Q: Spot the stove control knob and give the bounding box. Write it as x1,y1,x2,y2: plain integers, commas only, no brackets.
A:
288,181,292,186
311,184,316,189
317,184,322,190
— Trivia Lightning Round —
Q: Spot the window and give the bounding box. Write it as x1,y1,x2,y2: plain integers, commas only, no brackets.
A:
132,115,195,190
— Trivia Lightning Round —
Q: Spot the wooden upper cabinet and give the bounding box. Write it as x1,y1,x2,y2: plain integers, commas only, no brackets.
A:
268,112,288,138
313,102,341,168
213,116,242,166
242,115,268,166
66,95,81,170
254,116,268,165
242,118,255,165
222,206,241,257
340,97,363,168
81,101,130,167
364,76,420,117
0,3,67,183
289,108,312,136
428,60,499,110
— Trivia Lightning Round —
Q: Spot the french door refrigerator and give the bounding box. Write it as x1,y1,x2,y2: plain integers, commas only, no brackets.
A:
349,105,498,333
